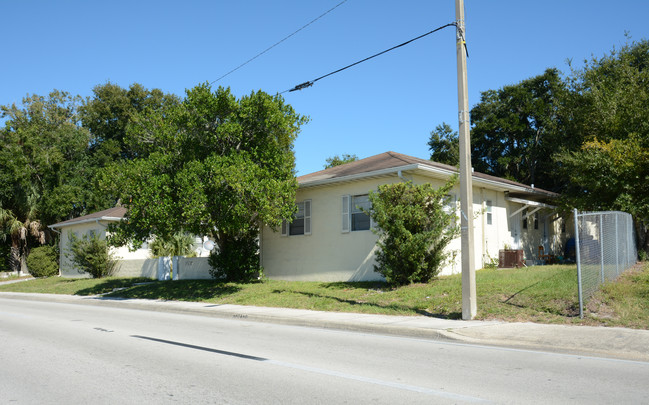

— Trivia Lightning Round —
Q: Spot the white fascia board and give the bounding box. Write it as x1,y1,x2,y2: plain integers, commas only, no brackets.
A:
298,164,420,188
414,164,537,193
299,162,547,196
48,216,123,229
505,196,556,209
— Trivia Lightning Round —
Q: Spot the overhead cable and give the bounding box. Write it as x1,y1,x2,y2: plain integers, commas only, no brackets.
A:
210,0,349,85
282,22,457,94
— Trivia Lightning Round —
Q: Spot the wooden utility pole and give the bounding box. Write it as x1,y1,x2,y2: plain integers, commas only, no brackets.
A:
455,0,476,320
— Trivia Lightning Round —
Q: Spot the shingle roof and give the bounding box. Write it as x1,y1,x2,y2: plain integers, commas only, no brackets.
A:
298,151,557,197
49,206,127,228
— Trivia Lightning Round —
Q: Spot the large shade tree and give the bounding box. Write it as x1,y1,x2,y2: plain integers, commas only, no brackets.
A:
0,91,91,271
557,39,649,253
469,68,568,191
103,84,307,281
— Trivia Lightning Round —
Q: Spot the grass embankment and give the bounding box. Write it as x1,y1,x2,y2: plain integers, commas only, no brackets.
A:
1,264,647,328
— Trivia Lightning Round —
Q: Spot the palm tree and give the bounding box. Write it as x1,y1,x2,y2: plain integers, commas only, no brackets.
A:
0,207,46,273
149,231,197,258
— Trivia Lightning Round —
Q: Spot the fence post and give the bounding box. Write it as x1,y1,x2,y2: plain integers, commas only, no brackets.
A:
574,208,583,319
615,213,619,276
599,214,605,284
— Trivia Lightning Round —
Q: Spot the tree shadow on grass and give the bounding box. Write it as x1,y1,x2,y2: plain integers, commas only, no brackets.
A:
501,272,580,317
78,279,241,301
271,288,461,319
72,278,153,296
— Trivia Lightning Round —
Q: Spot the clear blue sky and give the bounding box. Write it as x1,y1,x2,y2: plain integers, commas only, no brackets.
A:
2,1,648,176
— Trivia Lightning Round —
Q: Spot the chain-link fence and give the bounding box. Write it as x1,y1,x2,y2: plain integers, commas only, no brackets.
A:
574,209,637,318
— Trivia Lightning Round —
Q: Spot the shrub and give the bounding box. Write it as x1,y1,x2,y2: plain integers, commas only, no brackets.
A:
208,232,260,282
368,178,459,286
26,245,59,277
67,232,119,278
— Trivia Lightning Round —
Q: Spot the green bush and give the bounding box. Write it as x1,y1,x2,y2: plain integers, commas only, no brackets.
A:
208,232,260,282
67,232,119,278
26,245,59,277
368,178,459,286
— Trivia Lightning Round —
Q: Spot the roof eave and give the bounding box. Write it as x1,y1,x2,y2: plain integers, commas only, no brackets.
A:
299,162,555,197
48,216,123,229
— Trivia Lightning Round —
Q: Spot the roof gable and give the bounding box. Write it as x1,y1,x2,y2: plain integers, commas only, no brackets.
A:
298,151,557,198
49,206,127,229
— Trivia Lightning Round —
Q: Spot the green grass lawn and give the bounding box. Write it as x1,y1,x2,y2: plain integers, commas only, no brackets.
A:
2,263,647,328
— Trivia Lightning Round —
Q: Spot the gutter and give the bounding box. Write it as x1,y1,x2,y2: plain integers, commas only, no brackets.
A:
49,216,123,229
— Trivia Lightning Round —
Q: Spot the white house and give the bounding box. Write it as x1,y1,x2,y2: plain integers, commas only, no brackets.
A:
260,152,568,282
48,207,213,279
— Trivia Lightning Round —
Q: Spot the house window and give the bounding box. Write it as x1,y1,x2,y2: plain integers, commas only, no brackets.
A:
486,200,493,225
342,194,371,232
352,194,371,231
443,194,457,226
522,209,528,230
534,213,539,230
281,200,311,236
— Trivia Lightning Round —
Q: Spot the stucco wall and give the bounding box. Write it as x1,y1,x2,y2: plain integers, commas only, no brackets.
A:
58,220,155,278
262,173,520,281
175,257,213,280
261,173,569,282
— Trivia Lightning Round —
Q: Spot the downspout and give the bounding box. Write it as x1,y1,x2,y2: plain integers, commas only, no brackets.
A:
398,170,406,182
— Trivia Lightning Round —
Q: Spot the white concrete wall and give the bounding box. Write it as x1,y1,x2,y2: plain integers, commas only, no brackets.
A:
175,257,213,280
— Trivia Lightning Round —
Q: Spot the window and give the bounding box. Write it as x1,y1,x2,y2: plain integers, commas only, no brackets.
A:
351,195,371,231
534,213,539,230
342,194,371,232
522,209,528,229
486,200,493,225
443,194,457,226
281,200,311,236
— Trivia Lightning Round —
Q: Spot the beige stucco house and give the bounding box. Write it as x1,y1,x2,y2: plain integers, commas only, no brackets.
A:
260,152,567,282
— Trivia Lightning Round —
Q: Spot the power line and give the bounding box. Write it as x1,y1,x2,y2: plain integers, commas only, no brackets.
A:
210,0,349,85
281,22,457,94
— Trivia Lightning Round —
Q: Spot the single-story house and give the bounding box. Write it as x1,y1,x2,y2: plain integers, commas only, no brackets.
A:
48,207,213,279
260,152,568,282
49,151,570,282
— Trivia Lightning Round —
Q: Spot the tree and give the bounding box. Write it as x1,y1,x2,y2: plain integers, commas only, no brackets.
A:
368,178,459,286
103,84,307,282
80,82,180,161
427,122,459,166
556,39,649,254
470,68,568,191
0,91,92,272
324,154,358,169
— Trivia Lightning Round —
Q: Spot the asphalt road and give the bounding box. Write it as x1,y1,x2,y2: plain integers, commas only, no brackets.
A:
1,297,648,404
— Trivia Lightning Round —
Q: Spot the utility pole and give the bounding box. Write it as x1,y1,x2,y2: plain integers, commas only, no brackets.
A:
455,0,476,320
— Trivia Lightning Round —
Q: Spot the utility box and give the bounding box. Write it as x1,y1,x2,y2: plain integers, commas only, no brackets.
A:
498,249,524,268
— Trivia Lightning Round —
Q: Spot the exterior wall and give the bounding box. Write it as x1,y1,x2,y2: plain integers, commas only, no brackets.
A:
261,173,533,282
58,221,105,278
58,220,157,278
175,257,213,280
114,258,159,278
